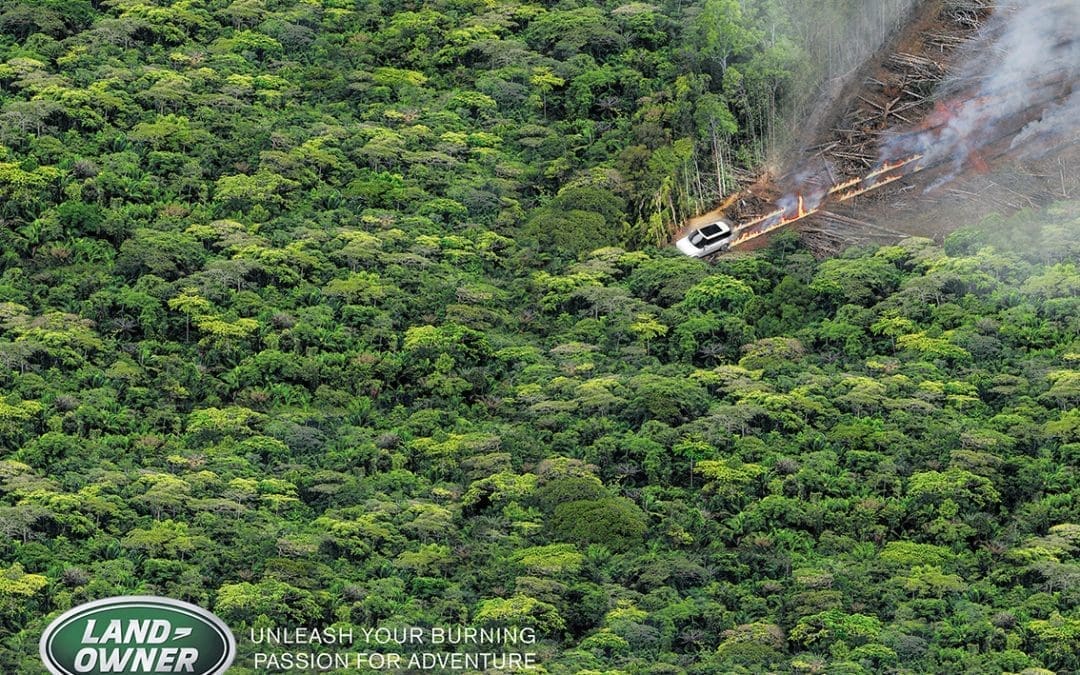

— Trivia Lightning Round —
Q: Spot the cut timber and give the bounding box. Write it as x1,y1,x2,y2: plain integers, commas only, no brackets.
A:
675,0,996,253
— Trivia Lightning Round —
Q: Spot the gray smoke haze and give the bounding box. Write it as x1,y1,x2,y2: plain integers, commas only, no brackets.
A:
798,0,920,85
1011,89,1080,158
880,0,1080,187
780,0,921,155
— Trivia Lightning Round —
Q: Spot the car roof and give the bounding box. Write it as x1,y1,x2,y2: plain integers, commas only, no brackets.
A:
698,221,731,237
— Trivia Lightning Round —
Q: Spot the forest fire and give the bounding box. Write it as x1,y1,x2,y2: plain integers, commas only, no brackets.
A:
713,65,1074,251
680,0,1079,255
724,151,927,248
864,154,924,182
794,195,805,218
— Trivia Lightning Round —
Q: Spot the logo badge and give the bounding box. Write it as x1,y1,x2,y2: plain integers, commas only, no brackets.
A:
40,596,236,675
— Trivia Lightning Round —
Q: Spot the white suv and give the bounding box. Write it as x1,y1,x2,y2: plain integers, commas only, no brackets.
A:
675,219,733,257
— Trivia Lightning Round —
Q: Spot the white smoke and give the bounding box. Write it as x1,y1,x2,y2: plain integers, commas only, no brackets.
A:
778,159,832,212
1010,89,1080,158
880,0,1080,185
737,0,1078,234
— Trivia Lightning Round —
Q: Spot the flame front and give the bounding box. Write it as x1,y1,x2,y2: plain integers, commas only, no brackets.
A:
722,152,928,249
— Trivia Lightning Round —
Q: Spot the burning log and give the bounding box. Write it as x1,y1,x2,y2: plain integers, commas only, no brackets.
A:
721,151,927,250
730,74,1072,251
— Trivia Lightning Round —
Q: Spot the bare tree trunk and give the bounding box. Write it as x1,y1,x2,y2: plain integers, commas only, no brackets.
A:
691,150,704,210
712,125,725,198
682,162,692,214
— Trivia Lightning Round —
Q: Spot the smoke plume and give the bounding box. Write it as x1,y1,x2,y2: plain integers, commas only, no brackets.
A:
880,0,1080,187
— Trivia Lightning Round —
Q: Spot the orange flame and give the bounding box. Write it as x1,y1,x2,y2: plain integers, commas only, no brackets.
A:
718,152,927,251
827,176,863,195
866,154,924,179
778,194,812,224
832,173,907,202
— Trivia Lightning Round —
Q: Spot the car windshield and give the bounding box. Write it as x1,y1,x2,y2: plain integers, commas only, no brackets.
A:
689,232,705,247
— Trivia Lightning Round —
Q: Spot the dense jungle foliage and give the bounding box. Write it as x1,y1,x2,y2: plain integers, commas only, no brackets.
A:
0,0,1078,673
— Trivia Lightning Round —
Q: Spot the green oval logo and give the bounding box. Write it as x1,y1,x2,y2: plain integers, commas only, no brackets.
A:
40,596,236,675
